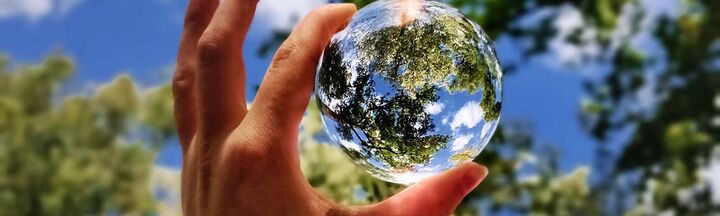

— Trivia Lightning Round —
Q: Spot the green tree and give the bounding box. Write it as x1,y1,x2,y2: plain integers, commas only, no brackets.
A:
304,95,597,215
357,13,502,120
318,43,449,170
316,9,502,170
579,0,720,214
315,0,718,214
2,0,715,215
0,54,174,215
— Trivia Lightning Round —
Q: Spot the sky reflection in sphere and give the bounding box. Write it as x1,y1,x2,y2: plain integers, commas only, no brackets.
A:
315,0,503,185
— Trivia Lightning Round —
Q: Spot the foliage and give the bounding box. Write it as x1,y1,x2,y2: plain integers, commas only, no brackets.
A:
576,0,720,214
300,100,405,204
1,0,717,215
0,55,174,215
316,8,503,170
324,0,720,214
318,45,449,170
305,92,596,214
357,12,502,121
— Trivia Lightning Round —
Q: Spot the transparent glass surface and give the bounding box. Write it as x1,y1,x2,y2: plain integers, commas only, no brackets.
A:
315,0,503,185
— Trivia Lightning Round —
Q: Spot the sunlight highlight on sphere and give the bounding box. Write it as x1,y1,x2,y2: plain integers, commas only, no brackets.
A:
315,0,503,185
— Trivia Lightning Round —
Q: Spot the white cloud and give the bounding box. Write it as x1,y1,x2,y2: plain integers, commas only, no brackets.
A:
546,5,600,66
413,121,422,130
0,0,85,21
151,165,182,216
525,0,681,72
392,171,435,185
449,101,484,131
701,147,720,204
481,121,494,136
450,133,473,151
340,139,361,151
424,102,445,115
0,0,51,20
255,0,327,30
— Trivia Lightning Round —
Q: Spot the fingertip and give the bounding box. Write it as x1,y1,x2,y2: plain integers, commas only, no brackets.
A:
365,163,489,215
339,3,359,15
310,3,358,32
322,3,358,13
335,3,358,29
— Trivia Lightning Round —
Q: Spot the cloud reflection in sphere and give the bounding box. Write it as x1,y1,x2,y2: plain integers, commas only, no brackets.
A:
315,0,503,185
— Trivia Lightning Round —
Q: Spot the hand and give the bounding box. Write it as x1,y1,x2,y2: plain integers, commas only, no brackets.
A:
172,1,489,215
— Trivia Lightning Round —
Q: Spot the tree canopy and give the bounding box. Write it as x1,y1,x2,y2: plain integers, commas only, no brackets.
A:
0,55,174,215
316,6,502,171
0,0,718,215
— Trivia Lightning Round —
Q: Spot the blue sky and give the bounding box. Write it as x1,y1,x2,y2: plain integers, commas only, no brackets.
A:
5,0,720,211
0,0,599,175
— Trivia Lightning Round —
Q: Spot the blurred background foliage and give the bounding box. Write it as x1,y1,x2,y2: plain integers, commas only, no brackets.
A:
0,0,718,215
0,55,175,215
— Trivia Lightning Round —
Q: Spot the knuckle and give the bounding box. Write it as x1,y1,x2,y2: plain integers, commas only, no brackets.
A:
269,36,316,78
196,30,244,68
271,37,301,65
196,31,237,63
196,33,223,60
223,138,269,171
172,66,195,94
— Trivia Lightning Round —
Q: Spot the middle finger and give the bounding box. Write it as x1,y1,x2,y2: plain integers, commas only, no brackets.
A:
195,0,259,139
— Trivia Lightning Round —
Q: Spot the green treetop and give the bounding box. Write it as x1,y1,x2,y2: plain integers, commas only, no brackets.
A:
0,55,175,215
358,13,502,121
317,10,503,170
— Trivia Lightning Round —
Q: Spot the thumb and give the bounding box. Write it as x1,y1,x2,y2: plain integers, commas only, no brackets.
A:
247,3,357,135
362,163,488,216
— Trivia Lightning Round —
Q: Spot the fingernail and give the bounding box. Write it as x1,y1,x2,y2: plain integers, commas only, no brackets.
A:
461,163,487,192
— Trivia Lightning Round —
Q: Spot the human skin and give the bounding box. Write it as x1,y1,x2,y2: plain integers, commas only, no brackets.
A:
172,0,489,215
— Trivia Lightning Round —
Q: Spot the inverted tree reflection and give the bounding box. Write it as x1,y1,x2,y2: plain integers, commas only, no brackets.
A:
317,13,501,170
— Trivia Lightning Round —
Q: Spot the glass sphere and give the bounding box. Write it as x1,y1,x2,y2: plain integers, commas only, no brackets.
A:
315,0,502,185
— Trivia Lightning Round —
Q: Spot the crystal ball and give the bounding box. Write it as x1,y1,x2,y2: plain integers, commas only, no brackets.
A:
315,0,502,185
